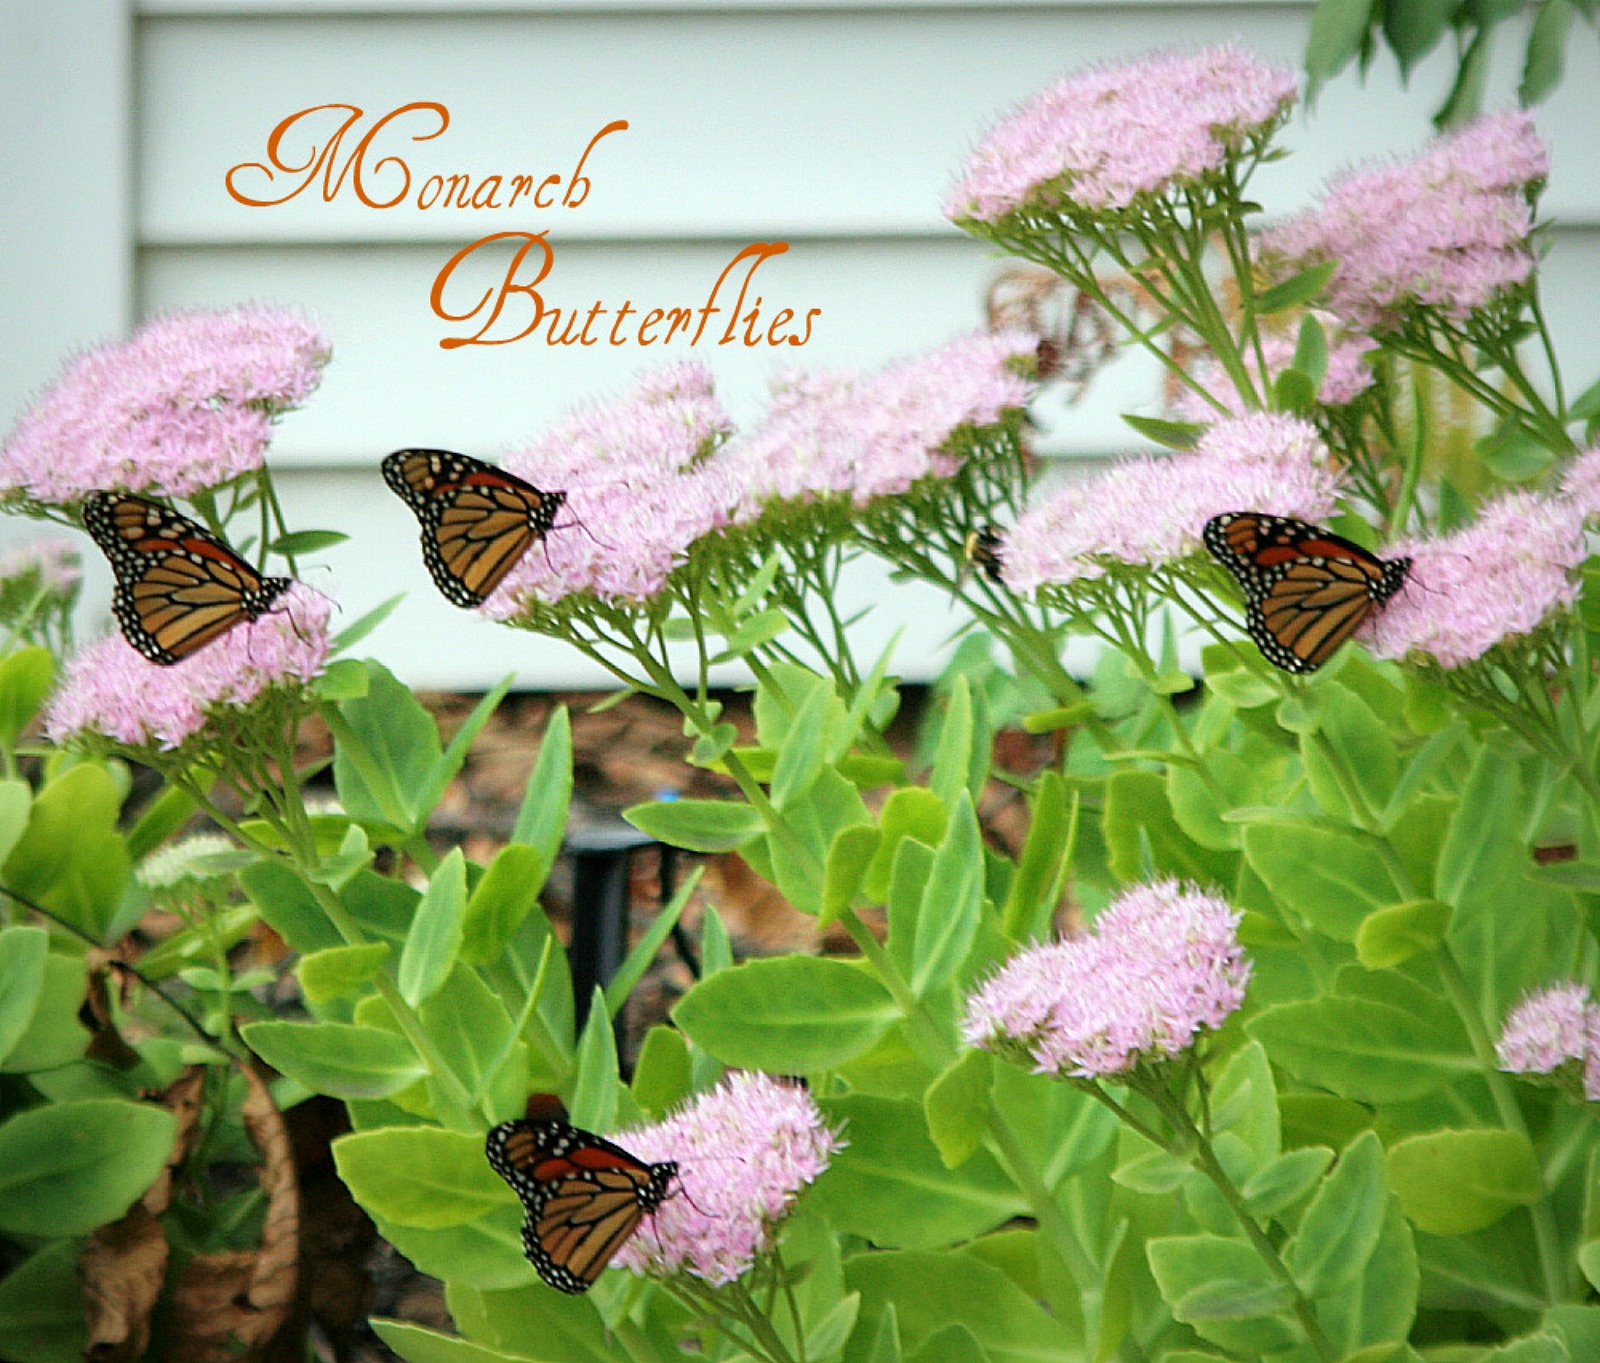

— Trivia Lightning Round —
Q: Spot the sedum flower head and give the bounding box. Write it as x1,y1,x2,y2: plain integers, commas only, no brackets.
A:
43,583,330,752
1002,413,1340,591
963,879,1250,1079
1365,491,1584,668
484,364,739,611
1497,983,1592,1076
1559,444,1600,522
1498,983,1600,1100
1259,112,1548,332
1170,323,1378,421
612,1072,842,1286
946,44,1298,225
0,537,82,601
0,305,330,504
713,330,1035,518
136,833,244,893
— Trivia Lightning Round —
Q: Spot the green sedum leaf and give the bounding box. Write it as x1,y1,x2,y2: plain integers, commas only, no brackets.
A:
673,956,898,1071
333,1126,506,1228
1385,1128,1543,1234
624,798,763,852
1146,1234,1298,1354
0,1098,176,1236
924,1048,992,1169
399,849,468,1007
242,1020,426,1100
1285,1130,1388,1295
0,925,48,1066
459,844,545,966
297,941,391,1003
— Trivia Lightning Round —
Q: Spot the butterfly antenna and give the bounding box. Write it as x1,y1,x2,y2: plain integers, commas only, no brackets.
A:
667,1168,716,1220
547,508,613,555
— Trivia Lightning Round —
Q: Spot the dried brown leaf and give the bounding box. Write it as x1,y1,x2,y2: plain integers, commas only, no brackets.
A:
164,1066,299,1363
79,1066,210,1359
80,1203,168,1362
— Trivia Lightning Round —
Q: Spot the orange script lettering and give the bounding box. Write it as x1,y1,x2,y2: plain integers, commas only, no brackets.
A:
430,236,821,350
226,105,629,212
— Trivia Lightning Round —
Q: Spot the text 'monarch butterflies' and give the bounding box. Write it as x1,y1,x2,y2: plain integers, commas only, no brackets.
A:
382,449,566,608
1203,511,1411,674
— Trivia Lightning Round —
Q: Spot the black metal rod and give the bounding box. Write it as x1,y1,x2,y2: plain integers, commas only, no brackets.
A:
565,821,657,1045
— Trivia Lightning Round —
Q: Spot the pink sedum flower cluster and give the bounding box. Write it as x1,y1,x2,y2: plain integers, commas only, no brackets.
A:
1365,491,1585,668
0,306,330,504
485,336,1032,610
1170,324,1378,421
0,537,82,600
612,1072,842,1286
1559,444,1600,521
483,364,739,611
1497,983,1600,1100
963,879,1250,1079
1002,414,1341,591
43,584,330,751
946,45,1298,224
714,330,1035,517
1259,112,1548,332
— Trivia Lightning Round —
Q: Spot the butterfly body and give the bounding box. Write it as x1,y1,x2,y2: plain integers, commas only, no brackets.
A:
964,525,1006,583
1203,511,1410,674
382,449,565,607
486,1115,676,1294
81,492,292,665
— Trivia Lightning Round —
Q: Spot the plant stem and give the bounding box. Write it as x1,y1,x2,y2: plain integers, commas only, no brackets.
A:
985,1108,1107,1350
1139,1078,1340,1363
1433,950,1568,1300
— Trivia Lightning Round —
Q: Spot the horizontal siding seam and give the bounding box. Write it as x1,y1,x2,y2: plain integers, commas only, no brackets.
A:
138,1,1316,16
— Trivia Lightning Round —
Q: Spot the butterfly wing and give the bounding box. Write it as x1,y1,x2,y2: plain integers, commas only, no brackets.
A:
81,492,292,665
1203,512,1410,674
382,449,566,608
485,1117,676,1294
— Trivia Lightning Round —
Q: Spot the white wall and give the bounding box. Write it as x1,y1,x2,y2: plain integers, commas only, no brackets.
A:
4,1,1598,687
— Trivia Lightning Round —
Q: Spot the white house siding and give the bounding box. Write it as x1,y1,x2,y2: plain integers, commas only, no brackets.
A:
3,1,1597,686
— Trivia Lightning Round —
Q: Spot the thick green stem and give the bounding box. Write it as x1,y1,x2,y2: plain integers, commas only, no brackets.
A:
985,1108,1106,1348
1433,951,1568,1301
1141,1080,1339,1363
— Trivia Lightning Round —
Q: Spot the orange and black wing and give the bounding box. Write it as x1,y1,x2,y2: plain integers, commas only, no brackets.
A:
1203,512,1410,674
485,1116,676,1294
382,449,566,608
81,492,292,665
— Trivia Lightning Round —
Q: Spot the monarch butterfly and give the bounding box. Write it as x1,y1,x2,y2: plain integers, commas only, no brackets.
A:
485,1100,676,1294
1203,511,1411,674
382,449,566,608
963,525,1006,583
80,492,293,665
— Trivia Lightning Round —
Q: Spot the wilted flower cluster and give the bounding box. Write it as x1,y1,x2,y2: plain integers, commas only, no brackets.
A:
1365,491,1585,668
483,363,739,611
1259,111,1548,332
612,1071,841,1286
44,584,330,751
963,880,1250,1078
0,305,330,504
1497,983,1600,1100
1002,414,1340,591
946,44,1298,224
713,330,1035,517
